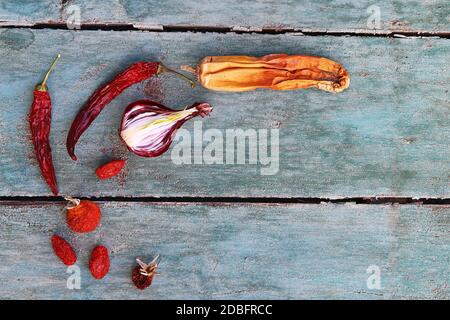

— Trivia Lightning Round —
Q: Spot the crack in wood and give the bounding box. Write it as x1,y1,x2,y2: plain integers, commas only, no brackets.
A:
0,196,449,205
0,23,449,38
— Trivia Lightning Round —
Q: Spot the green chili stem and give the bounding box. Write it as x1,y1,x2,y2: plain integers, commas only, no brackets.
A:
180,65,197,74
40,54,61,87
158,63,196,88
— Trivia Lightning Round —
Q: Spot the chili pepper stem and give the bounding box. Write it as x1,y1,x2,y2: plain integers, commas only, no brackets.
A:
35,54,61,92
64,196,80,209
180,65,197,75
157,64,196,88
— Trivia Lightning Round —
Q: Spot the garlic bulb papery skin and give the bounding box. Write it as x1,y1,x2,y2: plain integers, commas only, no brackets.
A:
120,100,212,157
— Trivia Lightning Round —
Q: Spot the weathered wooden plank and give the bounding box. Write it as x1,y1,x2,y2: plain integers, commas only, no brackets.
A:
0,202,448,299
0,0,449,32
0,30,448,198
0,1,59,26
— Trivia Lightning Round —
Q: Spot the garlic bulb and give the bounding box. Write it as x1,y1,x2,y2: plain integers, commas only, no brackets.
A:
120,100,212,157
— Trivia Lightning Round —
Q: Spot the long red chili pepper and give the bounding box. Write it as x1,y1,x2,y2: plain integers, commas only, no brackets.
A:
29,54,61,195
66,62,195,160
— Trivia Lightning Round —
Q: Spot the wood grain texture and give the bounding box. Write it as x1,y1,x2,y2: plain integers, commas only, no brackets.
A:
0,29,448,198
0,202,448,299
0,0,449,32
0,1,59,25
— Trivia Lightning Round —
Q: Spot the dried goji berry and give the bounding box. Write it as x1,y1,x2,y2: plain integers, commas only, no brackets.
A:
95,159,126,180
89,245,110,279
51,235,77,266
132,256,160,290
65,196,101,233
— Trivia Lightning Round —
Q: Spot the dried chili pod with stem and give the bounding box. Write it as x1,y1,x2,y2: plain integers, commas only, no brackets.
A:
29,54,61,195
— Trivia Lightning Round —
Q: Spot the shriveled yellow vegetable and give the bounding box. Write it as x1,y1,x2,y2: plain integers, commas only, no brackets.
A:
183,54,350,93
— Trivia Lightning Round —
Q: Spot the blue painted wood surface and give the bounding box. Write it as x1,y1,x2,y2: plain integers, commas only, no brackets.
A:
0,0,449,32
0,0,449,301
0,202,448,299
0,30,448,197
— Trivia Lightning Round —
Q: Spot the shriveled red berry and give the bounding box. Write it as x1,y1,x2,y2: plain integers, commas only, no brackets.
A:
132,256,160,290
89,245,110,279
95,159,126,180
65,197,101,233
132,265,154,289
51,235,77,266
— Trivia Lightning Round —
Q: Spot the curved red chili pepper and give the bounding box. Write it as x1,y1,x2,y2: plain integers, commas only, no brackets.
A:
66,62,195,160
29,54,61,196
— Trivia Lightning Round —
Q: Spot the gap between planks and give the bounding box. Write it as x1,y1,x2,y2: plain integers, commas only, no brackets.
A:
0,196,449,206
0,22,449,38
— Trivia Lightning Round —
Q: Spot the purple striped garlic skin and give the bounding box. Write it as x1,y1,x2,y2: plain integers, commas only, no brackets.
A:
119,100,212,157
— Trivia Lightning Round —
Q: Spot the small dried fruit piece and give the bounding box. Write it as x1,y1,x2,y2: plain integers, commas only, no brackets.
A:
51,235,77,266
65,196,101,233
132,255,160,290
89,245,110,279
95,159,126,180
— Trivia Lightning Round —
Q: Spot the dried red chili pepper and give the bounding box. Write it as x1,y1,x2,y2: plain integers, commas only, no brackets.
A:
29,54,61,195
95,159,126,180
51,234,77,266
65,196,101,233
132,256,160,290
66,62,195,161
89,245,110,279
